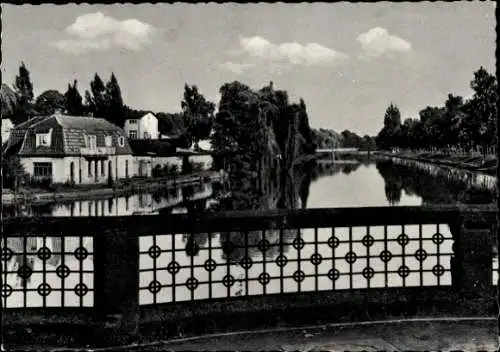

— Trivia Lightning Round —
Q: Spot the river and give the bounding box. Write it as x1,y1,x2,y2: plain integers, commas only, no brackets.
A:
2,156,497,310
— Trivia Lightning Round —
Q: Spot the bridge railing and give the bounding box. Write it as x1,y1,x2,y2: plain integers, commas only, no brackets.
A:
2,205,497,348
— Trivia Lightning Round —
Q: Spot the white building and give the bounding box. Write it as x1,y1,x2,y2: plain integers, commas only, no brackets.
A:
3,112,135,185
124,112,159,140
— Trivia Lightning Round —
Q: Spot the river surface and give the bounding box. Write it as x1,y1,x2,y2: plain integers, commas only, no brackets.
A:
2,157,497,309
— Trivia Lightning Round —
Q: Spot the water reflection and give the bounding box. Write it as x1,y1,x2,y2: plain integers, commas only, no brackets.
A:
2,183,214,218
375,159,495,205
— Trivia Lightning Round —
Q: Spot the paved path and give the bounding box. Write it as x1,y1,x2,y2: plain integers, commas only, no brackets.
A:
89,318,498,351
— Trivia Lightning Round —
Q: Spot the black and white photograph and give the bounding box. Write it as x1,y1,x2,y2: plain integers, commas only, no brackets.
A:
1,2,498,350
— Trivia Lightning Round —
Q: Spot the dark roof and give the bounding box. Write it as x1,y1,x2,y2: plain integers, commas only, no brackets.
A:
5,113,133,156
128,139,176,156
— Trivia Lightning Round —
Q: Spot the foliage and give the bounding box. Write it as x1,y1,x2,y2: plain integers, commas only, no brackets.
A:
11,62,35,124
375,67,497,155
2,155,26,189
33,90,65,115
375,103,401,150
311,128,375,151
106,73,126,127
84,73,126,126
64,80,84,115
1,84,19,119
157,112,185,135
181,84,216,147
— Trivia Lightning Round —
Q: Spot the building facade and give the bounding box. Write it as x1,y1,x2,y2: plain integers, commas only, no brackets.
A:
124,112,159,140
4,113,135,185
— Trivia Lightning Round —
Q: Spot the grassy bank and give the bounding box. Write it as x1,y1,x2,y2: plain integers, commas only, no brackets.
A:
375,150,497,176
2,171,223,206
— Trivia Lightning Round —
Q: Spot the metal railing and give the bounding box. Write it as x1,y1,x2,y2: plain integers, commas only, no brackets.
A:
2,204,497,348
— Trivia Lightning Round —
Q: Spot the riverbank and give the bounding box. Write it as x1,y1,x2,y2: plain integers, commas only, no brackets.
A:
2,171,224,206
375,150,497,176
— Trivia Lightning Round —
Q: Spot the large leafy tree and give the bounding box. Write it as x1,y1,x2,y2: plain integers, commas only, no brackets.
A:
64,80,84,116
1,84,19,120
34,90,66,115
12,62,35,124
376,103,402,149
181,84,216,147
467,67,497,152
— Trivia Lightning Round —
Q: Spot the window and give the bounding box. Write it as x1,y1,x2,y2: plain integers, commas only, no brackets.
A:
118,136,125,147
34,162,52,177
104,136,112,147
129,119,137,124
101,160,105,176
88,160,92,177
129,131,138,139
36,133,50,147
86,135,97,149
144,132,151,139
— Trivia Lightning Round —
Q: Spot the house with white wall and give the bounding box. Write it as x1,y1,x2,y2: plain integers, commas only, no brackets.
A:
3,112,135,185
124,112,159,140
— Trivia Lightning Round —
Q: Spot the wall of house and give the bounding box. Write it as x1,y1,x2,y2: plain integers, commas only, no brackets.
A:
132,156,153,177
116,155,135,179
139,113,159,139
20,157,66,183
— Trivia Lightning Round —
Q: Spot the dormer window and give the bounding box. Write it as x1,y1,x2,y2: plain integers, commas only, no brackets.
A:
35,129,52,147
118,136,125,147
104,136,112,147
129,119,137,124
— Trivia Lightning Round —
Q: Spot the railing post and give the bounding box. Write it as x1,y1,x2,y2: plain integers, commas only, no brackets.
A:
453,221,493,295
93,228,139,347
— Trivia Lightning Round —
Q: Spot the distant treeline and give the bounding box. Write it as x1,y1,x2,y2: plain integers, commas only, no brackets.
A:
375,67,497,155
311,128,376,151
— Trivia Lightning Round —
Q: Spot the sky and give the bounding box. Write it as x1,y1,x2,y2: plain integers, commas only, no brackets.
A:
1,3,496,135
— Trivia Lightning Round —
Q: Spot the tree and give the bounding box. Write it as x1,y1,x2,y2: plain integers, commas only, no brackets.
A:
2,155,26,190
181,84,216,147
64,80,84,115
12,62,35,124
106,73,126,127
467,67,497,153
442,94,464,148
376,103,402,150
1,84,19,120
34,90,66,115
85,73,107,118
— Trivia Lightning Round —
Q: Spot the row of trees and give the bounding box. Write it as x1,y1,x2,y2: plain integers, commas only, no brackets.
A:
2,62,216,148
376,67,497,155
311,128,376,151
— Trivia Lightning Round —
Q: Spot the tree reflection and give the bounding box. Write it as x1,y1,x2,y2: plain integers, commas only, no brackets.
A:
376,159,495,205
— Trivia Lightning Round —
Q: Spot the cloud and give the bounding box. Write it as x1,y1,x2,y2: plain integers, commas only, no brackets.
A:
53,12,155,54
234,35,348,67
219,61,256,74
356,27,411,59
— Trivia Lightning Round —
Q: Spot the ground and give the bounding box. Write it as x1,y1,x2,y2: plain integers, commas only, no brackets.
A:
69,318,497,351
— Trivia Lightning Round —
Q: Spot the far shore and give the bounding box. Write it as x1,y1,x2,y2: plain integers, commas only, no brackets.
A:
374,150,497,176
2,171,223,206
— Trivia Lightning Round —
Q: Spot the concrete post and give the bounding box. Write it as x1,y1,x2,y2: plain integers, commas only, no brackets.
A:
453,224,493,295
92,228,139,347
